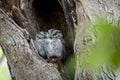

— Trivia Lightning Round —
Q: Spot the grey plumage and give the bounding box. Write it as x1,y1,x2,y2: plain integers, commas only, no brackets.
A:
35,32,47,39
45,39,65,60
34,32,47,58
46,29,65,61
34,29,65,61
47,29,63,39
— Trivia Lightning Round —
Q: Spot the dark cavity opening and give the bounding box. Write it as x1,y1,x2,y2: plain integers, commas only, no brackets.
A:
33,0,67,31
32,0,74,61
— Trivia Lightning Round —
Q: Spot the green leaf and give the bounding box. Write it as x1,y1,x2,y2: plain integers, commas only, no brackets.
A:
76,17,120,71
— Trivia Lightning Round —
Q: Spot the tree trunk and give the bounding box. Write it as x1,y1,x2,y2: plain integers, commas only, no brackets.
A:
0,0,76,80
0,9,65,80
74,0,120,80
0,0,120,80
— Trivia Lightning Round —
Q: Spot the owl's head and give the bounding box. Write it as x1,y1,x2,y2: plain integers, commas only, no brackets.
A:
47,29,63,39
36,32,47,40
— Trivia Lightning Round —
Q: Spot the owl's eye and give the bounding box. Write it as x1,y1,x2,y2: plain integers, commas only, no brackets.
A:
36,35,44,39
53,32,58,37
38,37,42,39
50,37,52,39
44,36,46,38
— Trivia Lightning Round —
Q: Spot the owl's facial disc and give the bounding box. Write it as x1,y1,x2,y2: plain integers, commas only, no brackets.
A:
36,32,46,39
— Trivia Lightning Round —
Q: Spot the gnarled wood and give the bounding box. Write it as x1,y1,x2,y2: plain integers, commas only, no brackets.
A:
0,9,65,80
74,0,120,80
1,0,120,80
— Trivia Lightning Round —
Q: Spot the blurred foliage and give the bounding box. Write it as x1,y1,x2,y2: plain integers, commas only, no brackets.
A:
0,65,11,80
65,55,76,80
0,48,3,58
65,17,120,77
79,17,120,71
0,48,11,80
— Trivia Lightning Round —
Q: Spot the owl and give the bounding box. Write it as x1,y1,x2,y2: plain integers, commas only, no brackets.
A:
45,29,65,62
34,32,47,58
47,29,63,39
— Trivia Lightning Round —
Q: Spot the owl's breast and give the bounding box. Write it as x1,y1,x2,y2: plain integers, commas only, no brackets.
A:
45,39,64,60
34,40,46,57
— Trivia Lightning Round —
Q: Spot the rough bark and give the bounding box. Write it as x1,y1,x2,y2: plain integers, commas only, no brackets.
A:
0,9,65,80
1,0,120,80
0,0,76,80
74,0,120,80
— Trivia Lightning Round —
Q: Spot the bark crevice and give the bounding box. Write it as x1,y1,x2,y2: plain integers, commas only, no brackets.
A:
0,9,65,80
